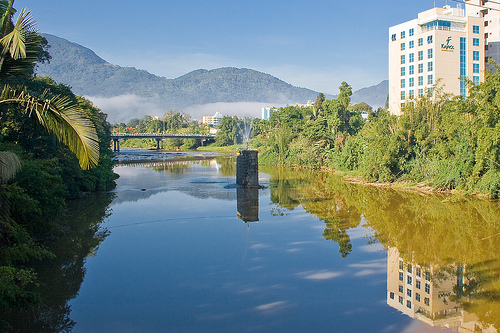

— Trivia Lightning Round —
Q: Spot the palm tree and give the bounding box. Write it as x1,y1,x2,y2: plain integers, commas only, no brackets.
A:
0,150,19,183
0,0,99,170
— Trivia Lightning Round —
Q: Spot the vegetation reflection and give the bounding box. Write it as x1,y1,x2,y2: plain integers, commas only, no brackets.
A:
262,166,500,331
1,193,113,332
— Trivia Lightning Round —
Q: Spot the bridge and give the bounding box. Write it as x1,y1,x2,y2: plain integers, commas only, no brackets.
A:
110,133,215,151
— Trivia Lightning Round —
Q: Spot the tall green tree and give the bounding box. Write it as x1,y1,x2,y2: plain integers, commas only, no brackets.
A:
314,92,325,116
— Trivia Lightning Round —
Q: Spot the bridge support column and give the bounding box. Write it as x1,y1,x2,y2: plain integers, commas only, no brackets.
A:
113,139,120,152
155,138,161,150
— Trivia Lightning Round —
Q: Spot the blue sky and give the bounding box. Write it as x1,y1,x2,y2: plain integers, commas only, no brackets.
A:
17,0,455,94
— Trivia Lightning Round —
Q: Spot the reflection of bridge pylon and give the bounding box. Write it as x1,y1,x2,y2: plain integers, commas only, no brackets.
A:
237,187,259,223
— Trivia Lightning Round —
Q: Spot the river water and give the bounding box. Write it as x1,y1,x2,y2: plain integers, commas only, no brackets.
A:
9,149,500,332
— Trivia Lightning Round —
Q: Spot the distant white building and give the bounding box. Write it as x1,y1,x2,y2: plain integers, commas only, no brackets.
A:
261,107,274,120
202,111,224,126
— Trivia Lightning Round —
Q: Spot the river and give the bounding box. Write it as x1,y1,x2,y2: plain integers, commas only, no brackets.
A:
7,148,500,332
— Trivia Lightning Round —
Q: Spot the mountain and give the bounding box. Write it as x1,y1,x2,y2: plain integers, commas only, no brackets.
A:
36,34,388,122
351,80,388,110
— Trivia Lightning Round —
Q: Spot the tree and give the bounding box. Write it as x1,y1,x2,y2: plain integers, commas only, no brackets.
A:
0,0,99,169
314,93,325,116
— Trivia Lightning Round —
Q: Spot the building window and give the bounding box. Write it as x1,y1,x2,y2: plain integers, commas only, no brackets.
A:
461,37,467,97
473,38,480,46
428,61,433,71
416,280,421,289
407,300,412,309
428,87,433,96
409,28,414,36
474,63,480,73
409,65,414,75
418,38,423,46
409,40,414,49
401,67,406,76
409,90,414,99
416,293,421,302
399,285,404,293
485,32,488,39
426,272,431,281
399,261,404,270
473,25,480,34
418,63,423,73
401,31,406,39
401,79,406,88
418,50,423,61
409,77,414,87
427,35,433,44
473,76,480,85
409,53,414,62
407,265,412,274
407,288,412,297
401,55,406,64
473,50,480,61
428,48,433,59
416,268,421,277
401,42,406,50
392,34,397,41
399,296,404,305
407,276,413,285
424,297,430,306
428,74,433,85
418,88,424,96
390,292,395,299
418,76,423,86
401,91,405,100
425,283,430,294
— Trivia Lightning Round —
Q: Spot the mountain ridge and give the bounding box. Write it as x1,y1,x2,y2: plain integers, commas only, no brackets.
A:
36,34,388,122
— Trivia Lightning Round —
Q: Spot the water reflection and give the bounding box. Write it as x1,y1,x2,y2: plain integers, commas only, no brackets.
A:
10,156,500,332
387,248,498,331
261,166,500,331
237,187,259,222
263,167,360,258
3,192,113,333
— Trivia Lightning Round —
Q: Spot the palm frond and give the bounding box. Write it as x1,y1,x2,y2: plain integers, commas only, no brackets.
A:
0,8,35,60
0,150,20,182
0,85,100,169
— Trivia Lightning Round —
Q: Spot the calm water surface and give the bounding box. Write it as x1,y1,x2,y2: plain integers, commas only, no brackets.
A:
13,149,500,332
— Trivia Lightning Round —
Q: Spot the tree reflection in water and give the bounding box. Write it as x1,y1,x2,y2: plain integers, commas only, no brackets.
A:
3,193,113,333
263,166,360,258
262,165,500,331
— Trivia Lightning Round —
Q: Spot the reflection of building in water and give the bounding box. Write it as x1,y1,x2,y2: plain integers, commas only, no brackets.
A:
387,247,497,332
237,187,259,222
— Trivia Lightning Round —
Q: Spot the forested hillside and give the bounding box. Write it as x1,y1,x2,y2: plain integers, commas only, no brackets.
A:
36,34,324,106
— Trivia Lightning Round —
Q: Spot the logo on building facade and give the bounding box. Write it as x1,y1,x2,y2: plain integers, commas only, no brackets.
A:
441,36,454,51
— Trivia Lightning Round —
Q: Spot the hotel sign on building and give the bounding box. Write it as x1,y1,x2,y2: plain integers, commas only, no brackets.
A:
388,5,484,115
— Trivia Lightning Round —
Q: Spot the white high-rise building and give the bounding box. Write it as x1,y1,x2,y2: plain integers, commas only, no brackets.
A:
388,5,484,115
465,0,500,72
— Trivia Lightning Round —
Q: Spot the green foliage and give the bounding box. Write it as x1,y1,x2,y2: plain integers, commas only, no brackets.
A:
254,73,500,198
0,3,116,316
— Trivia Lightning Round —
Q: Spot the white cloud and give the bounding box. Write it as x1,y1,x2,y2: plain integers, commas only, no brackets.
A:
86,94,165,123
